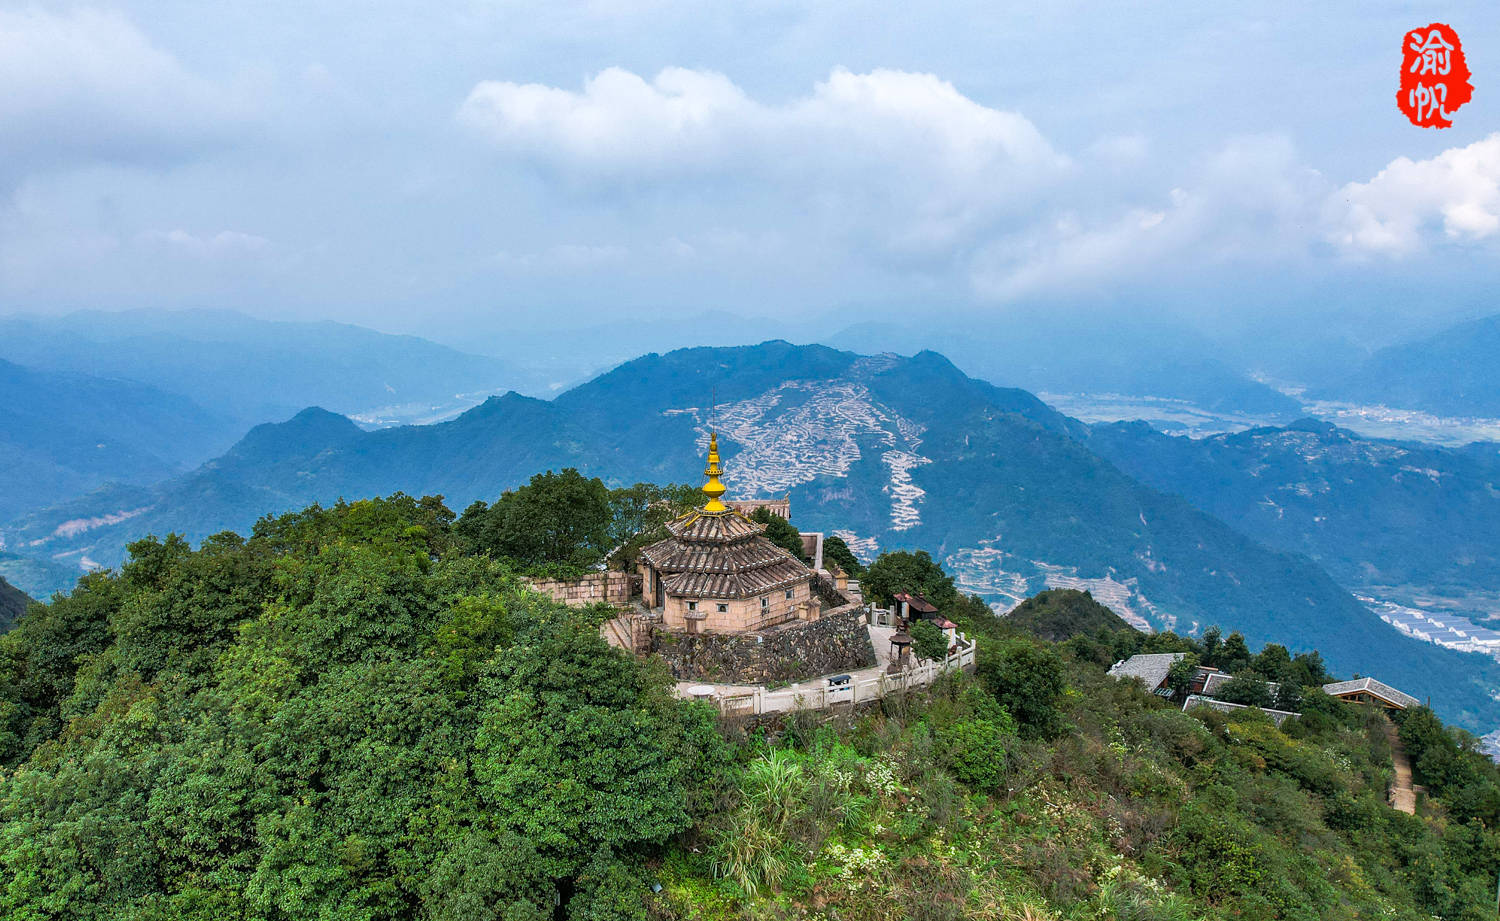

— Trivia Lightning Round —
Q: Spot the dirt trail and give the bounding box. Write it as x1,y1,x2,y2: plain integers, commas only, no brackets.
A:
1386,722,1417,815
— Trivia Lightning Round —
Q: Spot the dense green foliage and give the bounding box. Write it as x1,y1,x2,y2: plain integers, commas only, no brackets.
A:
1004,589,1133,642
457,468,613,572
860,550,956,609
456,473,698,577
0,495,722,919
3,492,1500,919
908,619,949,661
748,508,809,563
821,534,864,577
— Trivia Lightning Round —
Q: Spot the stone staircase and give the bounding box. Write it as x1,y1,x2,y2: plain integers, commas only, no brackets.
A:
600,613,652,655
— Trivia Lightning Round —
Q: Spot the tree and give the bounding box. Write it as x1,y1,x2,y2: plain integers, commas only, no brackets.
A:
909,619,950,661
1200,626,1222,666
861,550,956,609
822,535,864,577
458,469,613,570
1166,655,1200,699
976,638,1065,737
749,508,808,562
1288,650,1332,687
1217,675,1273,708
605,483,700,570
1273,681,1304,713
1217,632,1252,674
1252,644,1293,684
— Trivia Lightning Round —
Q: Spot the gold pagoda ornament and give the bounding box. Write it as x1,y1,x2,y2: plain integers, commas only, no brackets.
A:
702,431,728,513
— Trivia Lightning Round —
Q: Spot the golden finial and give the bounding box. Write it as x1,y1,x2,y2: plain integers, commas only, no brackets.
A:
702,431,728,513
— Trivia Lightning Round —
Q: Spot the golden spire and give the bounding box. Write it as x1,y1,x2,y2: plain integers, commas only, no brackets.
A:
702,431,728,513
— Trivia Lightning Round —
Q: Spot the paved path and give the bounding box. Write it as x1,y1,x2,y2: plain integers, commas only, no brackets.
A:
1386,722,1417,815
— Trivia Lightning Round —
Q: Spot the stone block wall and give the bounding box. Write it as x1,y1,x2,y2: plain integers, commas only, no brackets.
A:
524,571,638,607
652,606,876,685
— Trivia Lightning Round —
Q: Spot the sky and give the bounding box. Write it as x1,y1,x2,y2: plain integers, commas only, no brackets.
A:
0,1,1496,358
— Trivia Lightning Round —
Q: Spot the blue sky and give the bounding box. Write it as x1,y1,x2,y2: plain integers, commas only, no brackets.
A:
0,1,1495,352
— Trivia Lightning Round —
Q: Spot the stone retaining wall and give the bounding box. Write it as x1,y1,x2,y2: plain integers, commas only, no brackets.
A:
652,606,876,685
524,571,638,607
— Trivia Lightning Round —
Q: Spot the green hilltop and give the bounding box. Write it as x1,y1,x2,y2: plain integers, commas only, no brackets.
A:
3,491,1500,919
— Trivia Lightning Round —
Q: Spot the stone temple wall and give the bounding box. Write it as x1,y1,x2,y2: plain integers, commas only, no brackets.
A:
652,606,876,685
524,571,638,607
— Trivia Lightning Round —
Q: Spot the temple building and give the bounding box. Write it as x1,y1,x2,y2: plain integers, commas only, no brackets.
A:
638,432,816,633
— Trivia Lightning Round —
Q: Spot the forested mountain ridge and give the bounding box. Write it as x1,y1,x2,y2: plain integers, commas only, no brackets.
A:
1314,312,1500,417
0,358,241,522
1082,417,1500,619
0,308,516,428
8,341,1500,730
2,494,1498,920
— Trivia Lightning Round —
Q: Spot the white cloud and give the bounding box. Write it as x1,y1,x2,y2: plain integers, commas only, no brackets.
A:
143,229,270,257
972,135,1326,298
459,66,1066,255
0,8,249,181
1330,133,1500,255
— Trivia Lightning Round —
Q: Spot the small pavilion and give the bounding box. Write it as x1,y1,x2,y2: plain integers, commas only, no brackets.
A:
637,432,816,634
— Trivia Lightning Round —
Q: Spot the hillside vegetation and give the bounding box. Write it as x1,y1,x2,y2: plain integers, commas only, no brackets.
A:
3,493,1500,919
1315,313,1500,417
1002,589,1134,642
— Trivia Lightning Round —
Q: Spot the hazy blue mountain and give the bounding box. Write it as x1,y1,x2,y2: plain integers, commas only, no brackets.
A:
0,309,516,428
830,318,1304,419
1316,313,1500,417
0,551,80,608
1083,419,1500,600
0,358,242,522
10,341,1500,729
0,575,30,630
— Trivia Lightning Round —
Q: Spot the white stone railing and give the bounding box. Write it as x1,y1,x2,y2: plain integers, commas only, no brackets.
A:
695,634,975,717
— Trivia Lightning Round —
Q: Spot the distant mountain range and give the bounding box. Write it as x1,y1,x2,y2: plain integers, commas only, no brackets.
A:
1084,418,1500,601
0,358,242,522
1315,313,1500,418
0,309,516,429
829,318,1304,419
9,340,1500,730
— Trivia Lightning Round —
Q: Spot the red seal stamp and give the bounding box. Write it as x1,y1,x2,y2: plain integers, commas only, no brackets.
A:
1398,23,1473,128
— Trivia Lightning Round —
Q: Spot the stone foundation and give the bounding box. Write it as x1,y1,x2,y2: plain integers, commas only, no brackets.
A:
652,606,876,685
523,571,638,607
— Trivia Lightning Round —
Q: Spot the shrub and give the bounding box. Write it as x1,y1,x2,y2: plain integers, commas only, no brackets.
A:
937,718,1012,789
910,619,950,661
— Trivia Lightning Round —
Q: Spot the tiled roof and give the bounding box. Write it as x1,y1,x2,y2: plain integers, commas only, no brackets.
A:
1201,672,1284,700
664,510,764,542
642,507,814,600
639,535,790,573
662,557,811,598
1322,677,1421,710
1182,695,1299,726
894,592,938,613
1107,653,1184,690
